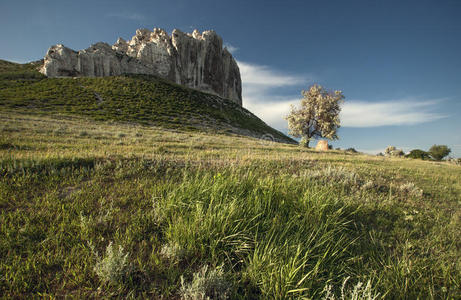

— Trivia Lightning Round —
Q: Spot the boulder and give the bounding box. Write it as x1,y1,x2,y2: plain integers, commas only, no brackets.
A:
315,140,329,151
40,28,242,105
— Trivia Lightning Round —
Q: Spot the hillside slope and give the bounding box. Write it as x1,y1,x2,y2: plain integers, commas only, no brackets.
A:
0,59,294,143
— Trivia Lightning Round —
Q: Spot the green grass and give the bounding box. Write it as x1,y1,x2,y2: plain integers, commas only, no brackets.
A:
0,60,460,298
0,112,459,299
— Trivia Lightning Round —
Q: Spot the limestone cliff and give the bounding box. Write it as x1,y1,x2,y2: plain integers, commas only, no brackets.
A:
40,28,242,105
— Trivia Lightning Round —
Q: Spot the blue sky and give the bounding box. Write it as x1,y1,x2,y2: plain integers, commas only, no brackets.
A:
1,0,461,157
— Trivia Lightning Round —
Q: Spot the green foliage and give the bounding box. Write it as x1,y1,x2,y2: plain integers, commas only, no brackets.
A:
429,144,451,161
406,149,431,160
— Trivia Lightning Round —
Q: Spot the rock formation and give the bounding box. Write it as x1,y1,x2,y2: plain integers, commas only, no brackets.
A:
40,28,242,105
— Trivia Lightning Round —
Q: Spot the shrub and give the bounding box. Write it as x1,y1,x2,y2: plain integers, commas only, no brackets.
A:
94,242,131,285
398,182,423,197
180,265,232,300
346,148,358,153
160,242,186,262
384,146,404,157
405,149,431,160
322,276,380,300
429,145,451,161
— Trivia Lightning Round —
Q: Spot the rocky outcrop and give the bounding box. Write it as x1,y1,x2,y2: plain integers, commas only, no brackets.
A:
40,28,242,105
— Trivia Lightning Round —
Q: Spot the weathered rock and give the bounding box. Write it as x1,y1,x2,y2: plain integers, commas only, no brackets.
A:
315,140,329,151
40,28,242,105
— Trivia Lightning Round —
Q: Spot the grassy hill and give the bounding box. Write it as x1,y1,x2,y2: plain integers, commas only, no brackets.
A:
0,59,294,143
0,60,460,299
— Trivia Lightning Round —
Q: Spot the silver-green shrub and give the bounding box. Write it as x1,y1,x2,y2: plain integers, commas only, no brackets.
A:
180,265,232,300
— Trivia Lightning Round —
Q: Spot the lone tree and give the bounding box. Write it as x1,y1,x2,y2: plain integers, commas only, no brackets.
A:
285,84,344,147
429,144,451,161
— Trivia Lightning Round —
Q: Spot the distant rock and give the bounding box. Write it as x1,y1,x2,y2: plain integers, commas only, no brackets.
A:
40,28,242,105
315,140,329,151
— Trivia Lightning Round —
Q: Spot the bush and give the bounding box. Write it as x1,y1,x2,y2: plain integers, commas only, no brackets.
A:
346,148,358,153
398,182,423,197
94,242,131,285
429,145,451,161
384,146,404,157
180,265,232,300
322,276,380,300
406,149,431,160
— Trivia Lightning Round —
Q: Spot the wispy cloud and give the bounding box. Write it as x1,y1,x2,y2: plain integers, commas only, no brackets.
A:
238,61,310,130
106,12,145,21
239,61,306,89
341,99,447,127
224,43,239,54
244,98,300,130
239,61,447,132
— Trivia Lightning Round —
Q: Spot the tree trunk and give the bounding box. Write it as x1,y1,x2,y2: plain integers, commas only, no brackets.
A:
302,136,310,148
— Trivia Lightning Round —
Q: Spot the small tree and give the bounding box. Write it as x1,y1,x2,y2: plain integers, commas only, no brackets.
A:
406,149,431,160
429,145,451,161
285,84,344,147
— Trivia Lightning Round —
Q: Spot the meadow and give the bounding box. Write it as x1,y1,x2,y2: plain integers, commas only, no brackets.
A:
0,111,460,299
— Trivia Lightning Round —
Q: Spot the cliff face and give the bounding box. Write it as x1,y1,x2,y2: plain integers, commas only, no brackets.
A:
40,28,242,105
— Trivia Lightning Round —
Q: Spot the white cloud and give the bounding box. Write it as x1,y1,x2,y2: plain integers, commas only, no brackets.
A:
341,99,447,127
244,98,299,130
106,12,145,21
238,61,310,131
239,61,447,133
238,61,306,89
224,43,239,54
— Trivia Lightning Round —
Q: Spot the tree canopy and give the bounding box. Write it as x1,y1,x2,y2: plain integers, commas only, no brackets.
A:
429,145,451,161
285,84,344,147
